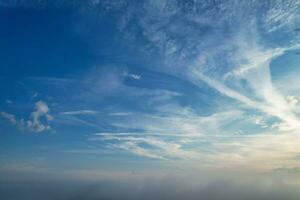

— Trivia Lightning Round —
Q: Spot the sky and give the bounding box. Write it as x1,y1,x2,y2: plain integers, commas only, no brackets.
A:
1,0,300,199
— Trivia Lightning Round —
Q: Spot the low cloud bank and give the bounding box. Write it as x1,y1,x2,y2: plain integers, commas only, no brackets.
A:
1,170,300,200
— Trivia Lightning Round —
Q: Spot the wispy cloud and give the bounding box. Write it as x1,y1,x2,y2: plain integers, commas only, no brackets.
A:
89,105,245,160
3,0,300,173
77,0,300,169
120,0,300,131
1,112,18,125
109,112,132,116
96,135,199,160
60,110,98,116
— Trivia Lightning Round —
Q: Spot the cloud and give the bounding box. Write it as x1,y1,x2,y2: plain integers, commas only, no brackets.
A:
60,110,98,115
4,0,300,173
6,100,12,104
191,69,300,131
254,117,269,129
286,95,298,107
54,0,300,169
87,99,300,170
3,166,300,200
1,100,53,133
89,106,245,160
129,74,141,80
27,101,53,132
100,136,195,160
123,71,141,80
0,112,17,125
115,141,166,160
109,112,132,116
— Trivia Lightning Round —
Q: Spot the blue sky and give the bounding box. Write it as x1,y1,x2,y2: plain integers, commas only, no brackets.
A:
1,1,300,192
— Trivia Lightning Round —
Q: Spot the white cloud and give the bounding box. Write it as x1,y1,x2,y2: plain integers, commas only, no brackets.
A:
119,0,300,132
128,74,141,80
254,118,269,129
90,105,246,160
193,70,300,130
115,141,166,160
60,110,98,115
109,112,132,116
79,0,300,170
190,41,300,131
0,112,17,125
0,100,53,133
27,100,53,132
286,95,298,108
7,0,300,171
123,71,141,80
103,135,199,160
